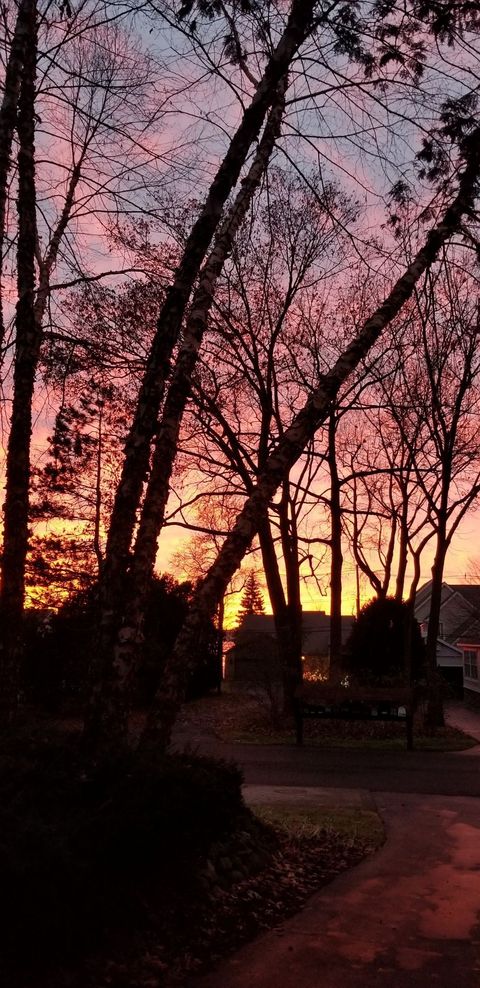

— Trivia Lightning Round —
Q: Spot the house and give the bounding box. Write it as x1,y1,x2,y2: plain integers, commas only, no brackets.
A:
414,582,480,701
226,611,355,685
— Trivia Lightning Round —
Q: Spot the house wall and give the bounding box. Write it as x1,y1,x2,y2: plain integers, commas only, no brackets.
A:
457,642,480,699
435,642,463,668
415,588,474,641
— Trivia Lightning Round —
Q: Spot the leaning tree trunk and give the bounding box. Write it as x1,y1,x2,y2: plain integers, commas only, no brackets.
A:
85,78,288,746
91,0,318,737
0,0,37,710
0,0,32,353
138,126,480,751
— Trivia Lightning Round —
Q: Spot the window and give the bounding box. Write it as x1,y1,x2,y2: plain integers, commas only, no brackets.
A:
464,649,479,680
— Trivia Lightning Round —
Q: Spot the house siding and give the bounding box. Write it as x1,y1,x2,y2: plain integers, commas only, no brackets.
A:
458,641,480,698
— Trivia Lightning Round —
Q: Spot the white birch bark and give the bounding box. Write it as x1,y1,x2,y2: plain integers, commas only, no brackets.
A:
92,2,318,730
86,78,287,743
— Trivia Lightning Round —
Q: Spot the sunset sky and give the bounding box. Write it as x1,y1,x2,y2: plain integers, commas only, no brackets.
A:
3,1,480,632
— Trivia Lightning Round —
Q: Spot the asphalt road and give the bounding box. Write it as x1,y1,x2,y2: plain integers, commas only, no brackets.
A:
174,733,480,796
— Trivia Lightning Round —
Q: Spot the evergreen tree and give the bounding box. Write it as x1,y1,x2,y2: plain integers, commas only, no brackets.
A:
238,571,265,621
345,597,425,686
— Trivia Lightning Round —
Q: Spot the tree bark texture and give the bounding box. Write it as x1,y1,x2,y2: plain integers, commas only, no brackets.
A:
89,3,318,746
0,0,32,351
0,0,37,708
86,76,289,745
140,126,480,750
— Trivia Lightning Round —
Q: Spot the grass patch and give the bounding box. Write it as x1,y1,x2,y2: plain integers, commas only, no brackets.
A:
254,805,385,852
226,727,477,750
175,692,478,751
414,729,478,751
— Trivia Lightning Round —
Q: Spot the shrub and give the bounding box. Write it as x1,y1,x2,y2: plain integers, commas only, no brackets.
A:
344,597,425,686
0,724,250,975
22,573,221,710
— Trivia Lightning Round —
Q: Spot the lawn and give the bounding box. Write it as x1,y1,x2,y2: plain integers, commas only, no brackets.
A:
175,690,478,751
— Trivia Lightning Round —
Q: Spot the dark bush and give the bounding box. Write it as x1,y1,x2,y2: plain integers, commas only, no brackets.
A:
0,725,250,975
344,596,425,685
22,573,221,710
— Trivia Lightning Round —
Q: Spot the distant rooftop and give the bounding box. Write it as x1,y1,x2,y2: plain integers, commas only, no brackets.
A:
448,585,480,612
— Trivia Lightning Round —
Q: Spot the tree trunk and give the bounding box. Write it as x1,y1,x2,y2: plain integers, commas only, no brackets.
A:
85,77,288,745
97,0,316,606
0,0,32,352
327,408,343,681
258,511,302,717
395,485,409,602
216,596,225,692
278,482,303,713
424,529,449,727
0,0,37,709
381,508,397,597
138,132,480,751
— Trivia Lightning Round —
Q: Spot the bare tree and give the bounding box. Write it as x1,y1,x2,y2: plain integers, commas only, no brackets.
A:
139,126,480,751
86,72,293,743
396,264,480,723
0,4,172,704
0,0,37,706
0,0,32,348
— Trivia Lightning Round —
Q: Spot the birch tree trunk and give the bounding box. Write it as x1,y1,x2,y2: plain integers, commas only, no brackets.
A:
91,1,318,737
139,125,480,751
0,0,31,351
0,0,37,709
85,78,288,745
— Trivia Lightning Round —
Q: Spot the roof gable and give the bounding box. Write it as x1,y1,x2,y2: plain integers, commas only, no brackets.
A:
448,584,480,612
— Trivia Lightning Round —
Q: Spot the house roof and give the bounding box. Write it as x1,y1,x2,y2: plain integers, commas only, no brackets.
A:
238,611,355,656
417,581,480,614
415,581,480,645
448,585,480,611
454,618,480,645
239,611,351,634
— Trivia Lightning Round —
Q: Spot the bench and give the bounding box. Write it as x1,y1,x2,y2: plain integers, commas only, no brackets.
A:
294,683,416,750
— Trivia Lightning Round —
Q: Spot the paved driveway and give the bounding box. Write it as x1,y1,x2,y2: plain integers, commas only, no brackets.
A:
184,703,480,986
194,792,480,988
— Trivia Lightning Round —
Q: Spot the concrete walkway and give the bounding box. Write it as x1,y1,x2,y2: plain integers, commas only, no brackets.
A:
194,791,480,988
446,700,480,743
243,783,375,810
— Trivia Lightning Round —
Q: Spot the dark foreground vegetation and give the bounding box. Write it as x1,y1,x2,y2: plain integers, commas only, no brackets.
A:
0,719,381,988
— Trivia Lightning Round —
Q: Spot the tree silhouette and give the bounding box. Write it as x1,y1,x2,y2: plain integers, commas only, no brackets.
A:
238,571,265,621
345,597,425,686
